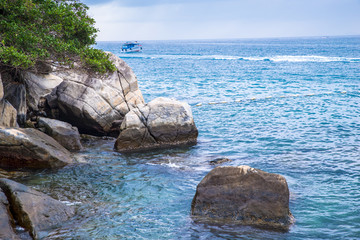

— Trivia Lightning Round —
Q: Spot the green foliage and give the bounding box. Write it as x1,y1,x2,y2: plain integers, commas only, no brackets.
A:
0,0,115,73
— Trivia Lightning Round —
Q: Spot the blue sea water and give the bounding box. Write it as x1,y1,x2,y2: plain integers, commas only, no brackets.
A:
18,37,360,239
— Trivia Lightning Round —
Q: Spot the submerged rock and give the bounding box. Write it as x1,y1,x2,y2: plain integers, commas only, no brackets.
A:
114,97,198,152
191,166,294,230
37,117,82,151
0,189,19,240
209,157,232,165
46,52,144,135
0,178,75,239
0,127,73,169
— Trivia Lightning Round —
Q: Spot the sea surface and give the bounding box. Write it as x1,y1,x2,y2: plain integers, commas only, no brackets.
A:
16,36,360,239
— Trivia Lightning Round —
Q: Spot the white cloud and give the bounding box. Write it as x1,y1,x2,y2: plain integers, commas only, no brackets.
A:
86,0,360,41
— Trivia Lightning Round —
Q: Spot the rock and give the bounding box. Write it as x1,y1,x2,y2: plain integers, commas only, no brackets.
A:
34,60,52,74
24,120,36,129
0,127,73,169
191,166,294,230
37,117,82,151
209,157,232,165
0,100,18,127
0,189,19,240
3,82,27,126
0,76,18,127
0,178,75,239
0,74,3,100
114,97,198,152
46,52,144,135
22,72,63,112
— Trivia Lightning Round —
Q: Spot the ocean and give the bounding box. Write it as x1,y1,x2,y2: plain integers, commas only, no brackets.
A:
18,36,360,239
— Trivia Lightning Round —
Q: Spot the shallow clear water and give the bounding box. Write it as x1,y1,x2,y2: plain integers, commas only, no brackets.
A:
16,37,360,239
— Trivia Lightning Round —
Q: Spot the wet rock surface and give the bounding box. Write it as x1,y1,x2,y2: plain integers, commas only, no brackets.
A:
209,157,232,165
0,178,75,239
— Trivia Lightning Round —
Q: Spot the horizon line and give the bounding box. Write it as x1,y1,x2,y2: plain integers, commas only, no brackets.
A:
95,34,360,43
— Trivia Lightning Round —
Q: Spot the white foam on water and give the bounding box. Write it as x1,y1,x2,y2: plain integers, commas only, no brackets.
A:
268,55,359,62
61,200,82,206
120,54,360,62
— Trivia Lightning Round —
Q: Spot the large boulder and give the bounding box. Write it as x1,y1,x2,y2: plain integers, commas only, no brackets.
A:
191,166,294,230
0,127,73,169
37,117,82,151
0,189,19,240
114,97,198,152
0,178,75,239
46,52,144,135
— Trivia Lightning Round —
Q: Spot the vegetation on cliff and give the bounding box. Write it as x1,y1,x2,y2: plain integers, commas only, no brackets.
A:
0,0,116,73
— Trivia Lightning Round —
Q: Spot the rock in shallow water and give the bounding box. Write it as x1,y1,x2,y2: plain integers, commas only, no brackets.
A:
114,97,198,152
0,178,74,239
191,166,294,230
0,127,73,169
209,157,232,165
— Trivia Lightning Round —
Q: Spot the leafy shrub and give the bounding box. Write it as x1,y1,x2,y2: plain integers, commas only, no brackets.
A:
0,0,116,73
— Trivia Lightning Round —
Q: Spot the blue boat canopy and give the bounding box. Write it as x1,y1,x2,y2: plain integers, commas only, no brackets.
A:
121,41,142,52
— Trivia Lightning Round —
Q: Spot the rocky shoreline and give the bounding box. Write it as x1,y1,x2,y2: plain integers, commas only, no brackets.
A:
0,53,293,239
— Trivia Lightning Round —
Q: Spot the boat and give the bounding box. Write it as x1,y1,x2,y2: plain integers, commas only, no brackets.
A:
121,41,142,53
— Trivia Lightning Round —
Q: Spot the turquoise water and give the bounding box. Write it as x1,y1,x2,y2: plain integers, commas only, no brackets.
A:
18,37,360,239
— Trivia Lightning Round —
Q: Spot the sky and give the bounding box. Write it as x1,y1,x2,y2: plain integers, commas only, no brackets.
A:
82,0,360,41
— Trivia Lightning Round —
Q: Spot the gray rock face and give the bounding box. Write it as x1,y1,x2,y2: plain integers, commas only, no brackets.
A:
22,71,63,112
0,127,73,169
0,76,18,128
3,82,27,126
46,52,144,135
0,189,19,240
0,74,3,100
0,100,18,128
114,97,198,152
0,178,75,239
191,166,294,230
38,117,82,151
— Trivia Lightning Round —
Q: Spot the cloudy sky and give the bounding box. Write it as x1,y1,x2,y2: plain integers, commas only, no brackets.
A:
82,0,360,41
